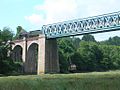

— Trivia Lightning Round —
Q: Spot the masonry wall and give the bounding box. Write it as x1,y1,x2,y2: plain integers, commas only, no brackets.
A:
37,36,60,74
45,39,60,73
12,35,60,75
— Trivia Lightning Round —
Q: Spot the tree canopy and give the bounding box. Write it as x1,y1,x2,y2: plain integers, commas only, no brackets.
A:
58,35,120,73
0,27,21,75
82,34,96,42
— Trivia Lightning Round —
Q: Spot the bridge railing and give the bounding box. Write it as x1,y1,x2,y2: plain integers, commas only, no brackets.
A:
42,11,120,39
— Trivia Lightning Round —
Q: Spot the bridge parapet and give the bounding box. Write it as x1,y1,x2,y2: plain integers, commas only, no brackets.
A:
42,11,120,39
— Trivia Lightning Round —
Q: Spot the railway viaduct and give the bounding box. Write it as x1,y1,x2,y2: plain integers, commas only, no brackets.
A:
11,11,120,74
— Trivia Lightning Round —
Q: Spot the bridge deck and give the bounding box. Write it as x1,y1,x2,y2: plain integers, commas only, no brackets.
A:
42,11,120,39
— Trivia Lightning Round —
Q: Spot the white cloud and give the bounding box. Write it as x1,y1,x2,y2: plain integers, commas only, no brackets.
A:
25,14,45,25
75,0,120,17
25,0,78,25
26,0,120,25
34,0,78,24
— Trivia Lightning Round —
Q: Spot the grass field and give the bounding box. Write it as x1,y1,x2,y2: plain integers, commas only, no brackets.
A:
0,71,120,90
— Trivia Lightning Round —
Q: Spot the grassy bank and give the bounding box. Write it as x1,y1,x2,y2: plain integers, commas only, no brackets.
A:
0,71,120,90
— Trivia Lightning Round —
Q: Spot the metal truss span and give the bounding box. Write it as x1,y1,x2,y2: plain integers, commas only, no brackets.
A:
42,11,120,39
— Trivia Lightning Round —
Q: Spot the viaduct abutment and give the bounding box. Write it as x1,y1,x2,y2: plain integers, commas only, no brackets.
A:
11,34,60,74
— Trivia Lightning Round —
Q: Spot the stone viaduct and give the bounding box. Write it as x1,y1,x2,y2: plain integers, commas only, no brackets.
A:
11,32,59,74
11,11,120,74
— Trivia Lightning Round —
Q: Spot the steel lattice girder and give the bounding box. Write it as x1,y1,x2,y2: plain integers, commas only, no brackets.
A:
42,11,120,39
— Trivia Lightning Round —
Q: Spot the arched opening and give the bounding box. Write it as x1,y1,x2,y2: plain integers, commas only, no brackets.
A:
11,45,23,73
25,43,38,74
12,45,23,62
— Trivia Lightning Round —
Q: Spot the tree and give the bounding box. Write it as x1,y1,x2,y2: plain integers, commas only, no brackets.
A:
70,52,83,71
77,41,103,71
1,27,13,42
82,34,96,42
0,27,21,75
14,26,25,39
72,37,81,50
59,50,69,73
101,36,120,46
58,37,75,72
99,45,120,70
58,38,75,58
17,26,23,34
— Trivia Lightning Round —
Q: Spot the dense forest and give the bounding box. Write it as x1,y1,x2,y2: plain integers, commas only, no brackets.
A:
1,26,120,74
58,35,120,73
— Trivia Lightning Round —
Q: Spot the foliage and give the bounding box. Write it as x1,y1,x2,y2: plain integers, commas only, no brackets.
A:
101,36,120,45
0,27,21,75
82,34,96,42
0,27,13,42
58,50,69,73
58,38,76,72
77,41,103,71
71,37,81,50
70,52,83,71
100,45,120,70
14,26,25,39
58,35,120,73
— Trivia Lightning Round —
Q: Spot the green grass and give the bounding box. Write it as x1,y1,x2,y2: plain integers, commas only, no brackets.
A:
0,70,120,90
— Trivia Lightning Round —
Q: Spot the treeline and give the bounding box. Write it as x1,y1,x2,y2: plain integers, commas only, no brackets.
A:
58,35,120,73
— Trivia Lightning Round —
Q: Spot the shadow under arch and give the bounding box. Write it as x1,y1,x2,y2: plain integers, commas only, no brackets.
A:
25,43,38,74
11,45,24,73
12,45,23,62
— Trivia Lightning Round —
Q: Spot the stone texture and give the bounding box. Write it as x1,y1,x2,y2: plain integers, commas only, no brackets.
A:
12,34,60,75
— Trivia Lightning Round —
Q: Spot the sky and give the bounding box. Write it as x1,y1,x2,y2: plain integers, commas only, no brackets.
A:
0,0,120,41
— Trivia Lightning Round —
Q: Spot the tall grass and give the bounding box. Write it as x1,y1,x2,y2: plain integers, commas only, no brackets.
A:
0,70,120,90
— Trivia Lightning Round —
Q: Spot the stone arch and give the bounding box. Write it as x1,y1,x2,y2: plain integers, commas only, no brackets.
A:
25,43,39,74
12,45,23,62
12,42,23,50
27,41,39,50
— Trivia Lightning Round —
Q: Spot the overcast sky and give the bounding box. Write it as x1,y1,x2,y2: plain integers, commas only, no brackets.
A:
0,0,120,41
